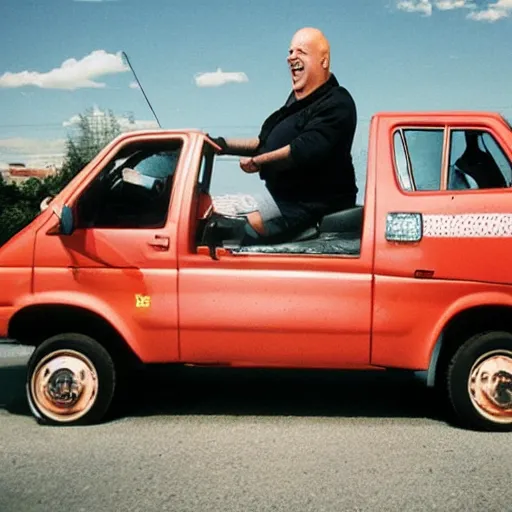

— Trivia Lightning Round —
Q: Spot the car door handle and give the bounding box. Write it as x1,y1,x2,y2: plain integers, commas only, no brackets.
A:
148,235,170,250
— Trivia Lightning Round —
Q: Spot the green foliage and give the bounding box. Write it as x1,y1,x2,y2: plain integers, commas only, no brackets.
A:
0,108,121,247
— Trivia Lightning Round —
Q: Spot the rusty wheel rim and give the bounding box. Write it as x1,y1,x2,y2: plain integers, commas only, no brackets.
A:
468,350,512,424
30,350,98,423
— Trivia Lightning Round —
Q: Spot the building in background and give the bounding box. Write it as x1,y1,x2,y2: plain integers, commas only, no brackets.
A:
0,163,58,185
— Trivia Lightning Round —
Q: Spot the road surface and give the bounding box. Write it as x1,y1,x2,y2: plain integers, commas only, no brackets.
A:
0,345,510,512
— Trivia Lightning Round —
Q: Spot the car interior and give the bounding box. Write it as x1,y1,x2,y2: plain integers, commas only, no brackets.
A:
77,142,180,229
194,189,363,257
449,131,510,190
193,143,364,257
229,205,363,255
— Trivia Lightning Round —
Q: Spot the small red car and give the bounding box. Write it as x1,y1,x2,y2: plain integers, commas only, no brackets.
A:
1,111,511,430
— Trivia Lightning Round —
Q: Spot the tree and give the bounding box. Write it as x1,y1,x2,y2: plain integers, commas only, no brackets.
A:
0,107,122,248
64,108,121,175
46,107,121,196
0,173,33,247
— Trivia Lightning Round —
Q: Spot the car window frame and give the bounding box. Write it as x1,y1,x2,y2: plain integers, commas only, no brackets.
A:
75,139,183,230
392,124,512,195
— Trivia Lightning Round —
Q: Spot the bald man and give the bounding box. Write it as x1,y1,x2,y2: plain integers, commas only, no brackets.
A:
212,27,358,245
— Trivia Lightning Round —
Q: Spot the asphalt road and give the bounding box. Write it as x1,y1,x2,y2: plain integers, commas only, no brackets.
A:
1,346,511,512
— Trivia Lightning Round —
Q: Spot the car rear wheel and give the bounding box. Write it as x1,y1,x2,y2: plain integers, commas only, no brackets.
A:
447,331,512,431
26,333,116,426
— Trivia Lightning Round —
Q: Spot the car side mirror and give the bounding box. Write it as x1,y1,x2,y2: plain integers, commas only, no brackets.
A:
60,205,75,235
52,204,75,236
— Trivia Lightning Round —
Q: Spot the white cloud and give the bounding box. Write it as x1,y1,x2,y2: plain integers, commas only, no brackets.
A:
396,0,511,19
194,68,249,88
0,108,160,169
0,50,129,90
0,138,67,168
435,0,472,10
129,81,140,89
467,0,512,21
62,106,159,131
397,0,432,15
62,115,81,128
0,138,66,155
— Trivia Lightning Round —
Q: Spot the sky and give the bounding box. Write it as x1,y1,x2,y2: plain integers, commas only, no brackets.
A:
0,0,511,198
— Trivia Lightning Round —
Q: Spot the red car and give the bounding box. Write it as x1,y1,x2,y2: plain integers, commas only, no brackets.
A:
1,111,511,430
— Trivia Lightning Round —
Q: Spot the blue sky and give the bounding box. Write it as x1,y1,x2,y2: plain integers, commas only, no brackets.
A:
0,0,511,197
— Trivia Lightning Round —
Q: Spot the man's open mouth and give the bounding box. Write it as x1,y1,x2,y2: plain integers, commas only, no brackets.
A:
290,62,304,80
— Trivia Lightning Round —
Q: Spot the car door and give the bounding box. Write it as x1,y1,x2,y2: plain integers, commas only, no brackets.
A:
371,114,512,369
33,134,188,363
176,143,374,369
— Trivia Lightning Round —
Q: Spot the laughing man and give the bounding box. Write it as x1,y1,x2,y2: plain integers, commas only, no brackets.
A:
212,27,358,244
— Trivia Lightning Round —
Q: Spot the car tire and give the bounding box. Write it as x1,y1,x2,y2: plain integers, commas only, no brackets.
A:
26,333,116,426
446,330,512,432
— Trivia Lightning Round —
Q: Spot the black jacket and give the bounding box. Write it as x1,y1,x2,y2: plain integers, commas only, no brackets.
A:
257,74,357,207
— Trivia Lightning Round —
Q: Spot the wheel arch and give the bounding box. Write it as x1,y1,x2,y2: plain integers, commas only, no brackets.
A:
8,302,142,368
426,300,512,388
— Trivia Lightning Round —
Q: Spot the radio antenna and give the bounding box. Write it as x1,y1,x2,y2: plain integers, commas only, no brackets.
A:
122,51,162,129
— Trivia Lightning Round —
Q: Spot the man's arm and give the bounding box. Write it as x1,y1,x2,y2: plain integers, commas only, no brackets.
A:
239,145,294,173
210,136,260,157
289,94,355,166
253,145,293,170
243,93,355,173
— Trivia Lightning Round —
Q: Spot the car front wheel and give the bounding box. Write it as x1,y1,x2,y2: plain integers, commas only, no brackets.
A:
26,333,116,426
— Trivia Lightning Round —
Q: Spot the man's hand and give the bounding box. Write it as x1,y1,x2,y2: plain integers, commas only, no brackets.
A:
239,157,260,173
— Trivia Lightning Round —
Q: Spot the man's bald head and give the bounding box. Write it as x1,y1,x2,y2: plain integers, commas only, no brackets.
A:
287,27,331,99
291,27,330,62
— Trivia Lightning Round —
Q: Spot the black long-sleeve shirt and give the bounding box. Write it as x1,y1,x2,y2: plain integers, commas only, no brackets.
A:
256,74,358,211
